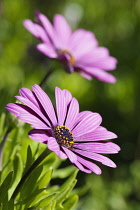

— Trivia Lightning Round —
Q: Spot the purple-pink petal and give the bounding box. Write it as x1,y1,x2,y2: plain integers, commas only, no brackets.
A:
81,67,116,83
47,137,67,159
29,129,50,143
37,43,57,58
32,85,57,126
35,11,54,41
74,149,117,168
19,88,39,107
75,126,117,142
72,112,102,137
53,14,72,49
15,96,51,127
62,89,72,106
6,103,48,129
65,98,79,130
74,142,120,154
77,156,102,175
55,87,67,125
69,29,98,58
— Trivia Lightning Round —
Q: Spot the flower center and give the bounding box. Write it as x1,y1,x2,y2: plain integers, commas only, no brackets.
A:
58,49,76,65
54,125,74,149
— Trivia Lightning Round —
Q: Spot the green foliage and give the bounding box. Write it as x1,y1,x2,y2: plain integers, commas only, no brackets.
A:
0,115,79,209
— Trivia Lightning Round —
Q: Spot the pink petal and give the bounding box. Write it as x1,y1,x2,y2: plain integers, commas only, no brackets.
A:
65,98,79,130
32,85,57,127
81,67,116,83
29,129,50,143
53,14,72,48
69,29,98,58
6,103,48,129
62,147,91,173
23,20,39,38
75,126,117,141
15,96,51,127
35,11,54,41
55,87,67,125
72,111,93,129
92,56,118,71
77,156,102,175
62,89,72,106
37,43,57,58
19,88,39,108
74,149,117,168
48,137,67,159
62,147,77,163
74,142,120,154
23,20,50,44
72,112,102,137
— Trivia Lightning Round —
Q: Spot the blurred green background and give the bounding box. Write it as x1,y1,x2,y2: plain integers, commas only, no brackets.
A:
0,0,140,209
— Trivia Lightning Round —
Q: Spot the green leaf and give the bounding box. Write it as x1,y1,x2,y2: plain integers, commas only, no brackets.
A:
55,169,78,208
20,165,43,199
1,196,14,210
0,113,6,138
52,166,76,179
16,188,46,205
23,145,33,174
37,168,53,189
0,171,13,203
63,195,78,210
36,193,56,208
8,153,23,199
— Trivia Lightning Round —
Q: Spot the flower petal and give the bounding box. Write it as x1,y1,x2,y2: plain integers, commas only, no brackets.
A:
80,66,116,83
72,112,102,137
29,129,51,143
53,14,72,48
77,156,102,175
48,137,67,159
32,85,57,126
75,126,118,141
35,10,54,41
15,96,51,127
74,142,120,154
6,103,48,129
74,149,117,168
23,20,50,44
55,87,67,125
65,98,79,130
62,147,92,173
37,43,57,58
69,29,98,58
62,89,72,106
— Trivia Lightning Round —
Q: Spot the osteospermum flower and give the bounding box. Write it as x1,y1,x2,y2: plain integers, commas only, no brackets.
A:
23,11,117,83
6,85,120,174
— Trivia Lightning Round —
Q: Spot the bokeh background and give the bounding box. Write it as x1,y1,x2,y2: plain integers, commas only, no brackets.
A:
0,0,140,209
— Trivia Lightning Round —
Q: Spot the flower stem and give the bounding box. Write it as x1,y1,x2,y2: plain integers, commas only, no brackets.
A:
11,148,49,199
0,127,12,171
39,67,54,89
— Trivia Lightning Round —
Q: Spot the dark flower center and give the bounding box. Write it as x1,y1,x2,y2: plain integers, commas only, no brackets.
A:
58,49,76,65
54,125,74,149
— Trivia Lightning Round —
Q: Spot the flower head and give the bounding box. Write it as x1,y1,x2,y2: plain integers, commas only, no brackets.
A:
23,11,117,83
6,85,120,174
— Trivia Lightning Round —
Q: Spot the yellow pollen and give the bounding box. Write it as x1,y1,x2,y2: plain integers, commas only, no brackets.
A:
54,125,74,149
58,49,76,65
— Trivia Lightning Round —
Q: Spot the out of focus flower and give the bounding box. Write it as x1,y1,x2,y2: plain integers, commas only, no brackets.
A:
6,85,120,174
23,11,117,83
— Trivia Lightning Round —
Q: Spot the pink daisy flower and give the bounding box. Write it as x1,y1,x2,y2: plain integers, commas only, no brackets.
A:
6,85,120,174
23,11,117,83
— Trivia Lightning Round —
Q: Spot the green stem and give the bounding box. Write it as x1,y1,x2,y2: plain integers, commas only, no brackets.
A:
39,67,54,89
11,148,49,199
